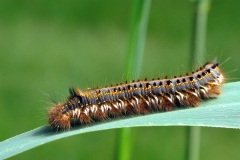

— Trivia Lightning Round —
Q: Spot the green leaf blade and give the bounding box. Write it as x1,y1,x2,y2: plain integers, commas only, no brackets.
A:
1,81,240,159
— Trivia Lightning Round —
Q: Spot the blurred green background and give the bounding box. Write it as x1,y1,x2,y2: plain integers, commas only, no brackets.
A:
0,0,240,159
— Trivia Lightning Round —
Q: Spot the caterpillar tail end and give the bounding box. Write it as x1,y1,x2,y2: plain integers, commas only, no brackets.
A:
48,104,71,130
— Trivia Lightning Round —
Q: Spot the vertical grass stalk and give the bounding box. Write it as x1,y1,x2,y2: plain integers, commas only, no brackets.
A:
116,0,151,160
190,0,211,65
187,1,211,160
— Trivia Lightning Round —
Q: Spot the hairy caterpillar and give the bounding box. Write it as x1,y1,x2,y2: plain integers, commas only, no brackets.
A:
48,60,224,130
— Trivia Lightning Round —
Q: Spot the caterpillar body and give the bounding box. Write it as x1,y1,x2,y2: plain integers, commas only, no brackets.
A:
48,60,224,130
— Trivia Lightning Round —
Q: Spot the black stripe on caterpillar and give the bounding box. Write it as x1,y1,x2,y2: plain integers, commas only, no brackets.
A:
48,60,224,130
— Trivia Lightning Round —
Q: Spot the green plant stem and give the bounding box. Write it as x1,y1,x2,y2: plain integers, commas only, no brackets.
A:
117,0,151,160
190,0,211,66
116,128,134,160
124,0,151,79
188,126,201,160
187,1,211,160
